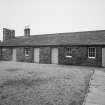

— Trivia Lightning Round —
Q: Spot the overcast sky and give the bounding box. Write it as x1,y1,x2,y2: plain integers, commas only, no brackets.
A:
0,0,105,40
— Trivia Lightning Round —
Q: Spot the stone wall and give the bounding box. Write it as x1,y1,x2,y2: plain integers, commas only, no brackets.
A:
40,47,51,64
0,46,102,67
58,46,102,67
16,47,34,62
2,48,12,61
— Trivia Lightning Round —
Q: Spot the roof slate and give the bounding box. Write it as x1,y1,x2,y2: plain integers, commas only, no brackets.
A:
1,30,105,46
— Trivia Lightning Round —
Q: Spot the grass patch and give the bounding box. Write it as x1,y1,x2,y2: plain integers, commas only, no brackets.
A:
1,77,50,87
5,68,21,72
0,65,92,105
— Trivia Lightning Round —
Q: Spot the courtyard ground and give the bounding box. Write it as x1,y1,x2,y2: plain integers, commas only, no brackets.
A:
0,61,93,105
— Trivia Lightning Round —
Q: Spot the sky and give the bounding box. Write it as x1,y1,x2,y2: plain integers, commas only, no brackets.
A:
0,0,105,40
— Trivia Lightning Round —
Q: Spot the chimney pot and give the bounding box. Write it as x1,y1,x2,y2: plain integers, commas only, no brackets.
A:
24,25,30,37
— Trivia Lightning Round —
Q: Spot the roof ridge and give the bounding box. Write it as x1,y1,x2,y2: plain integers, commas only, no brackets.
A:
29,29,105,36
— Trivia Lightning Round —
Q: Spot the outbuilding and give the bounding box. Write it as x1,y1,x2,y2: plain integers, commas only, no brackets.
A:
0,27,105,67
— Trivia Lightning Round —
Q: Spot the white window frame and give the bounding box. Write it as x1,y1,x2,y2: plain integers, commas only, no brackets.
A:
88,47,96,59
24,48,30,56
65,47,72,58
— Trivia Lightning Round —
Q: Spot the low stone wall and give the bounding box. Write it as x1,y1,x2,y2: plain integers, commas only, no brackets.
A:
82,70,95,105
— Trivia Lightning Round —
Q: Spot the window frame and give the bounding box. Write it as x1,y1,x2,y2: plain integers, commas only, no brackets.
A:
65,47,72,58
88,47,96,59
24,48,30,56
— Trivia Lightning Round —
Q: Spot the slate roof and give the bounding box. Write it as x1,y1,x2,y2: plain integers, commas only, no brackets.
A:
1,30,105,46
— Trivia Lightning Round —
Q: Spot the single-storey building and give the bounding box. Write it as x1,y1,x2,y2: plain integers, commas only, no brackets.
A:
0,27,105,67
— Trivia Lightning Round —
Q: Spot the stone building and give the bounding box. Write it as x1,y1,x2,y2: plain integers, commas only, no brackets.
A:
0,27,105,67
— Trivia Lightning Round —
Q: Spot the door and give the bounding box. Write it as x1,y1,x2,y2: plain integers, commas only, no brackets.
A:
34,48,40,63
102,48,105,67
12,49,16,61
51,48,58,64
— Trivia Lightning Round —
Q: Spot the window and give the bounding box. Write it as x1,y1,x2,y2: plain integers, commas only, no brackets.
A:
88,47,96,58
24,48,30,56
65,47,72,58
2,48,7,52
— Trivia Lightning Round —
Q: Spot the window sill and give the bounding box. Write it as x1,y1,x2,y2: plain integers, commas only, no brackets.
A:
25,55,29,57
66,56,72,58
88,57,96,59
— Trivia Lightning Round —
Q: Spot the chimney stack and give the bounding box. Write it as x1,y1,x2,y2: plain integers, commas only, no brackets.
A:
24,25,30,37
3,28,15,42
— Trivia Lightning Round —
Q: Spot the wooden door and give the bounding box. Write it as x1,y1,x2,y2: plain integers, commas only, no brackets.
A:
102,48,105,67
13,49,16,61
34,48,40,63
51,48,58,64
